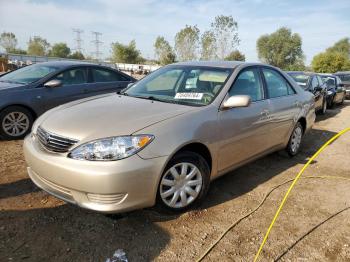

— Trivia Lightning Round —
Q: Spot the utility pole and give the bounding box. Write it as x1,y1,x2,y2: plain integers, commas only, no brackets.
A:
72,28,84,54
91,31,103,61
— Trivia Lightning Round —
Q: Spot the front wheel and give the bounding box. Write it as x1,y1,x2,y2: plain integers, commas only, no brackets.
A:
157,151,210,212
0,106,34,140
286,122,304,157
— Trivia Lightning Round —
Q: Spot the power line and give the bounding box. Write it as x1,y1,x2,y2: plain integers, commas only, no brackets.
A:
72,28,84,54
91,31,103,61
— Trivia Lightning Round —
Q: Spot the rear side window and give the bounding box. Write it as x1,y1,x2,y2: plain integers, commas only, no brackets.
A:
262,68,295,98
229,68,264,102
52,68,88,85
92,68,129,82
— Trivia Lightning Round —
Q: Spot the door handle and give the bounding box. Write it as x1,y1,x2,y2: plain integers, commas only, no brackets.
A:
294,101,301,107
261,109,269,115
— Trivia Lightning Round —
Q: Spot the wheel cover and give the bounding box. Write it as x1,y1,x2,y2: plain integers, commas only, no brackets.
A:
2,112,30,137
160,162,203,208
291,126,302,153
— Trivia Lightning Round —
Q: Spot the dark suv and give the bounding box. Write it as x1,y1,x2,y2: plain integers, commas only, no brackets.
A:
0,61,135,139
286,71,328,114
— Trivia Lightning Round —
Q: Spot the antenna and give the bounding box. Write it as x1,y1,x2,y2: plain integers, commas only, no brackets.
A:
91,31,103,61
72,28,84,54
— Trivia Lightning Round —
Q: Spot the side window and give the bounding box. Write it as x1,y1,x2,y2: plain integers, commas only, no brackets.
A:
229,68,264,102
311,76,319,89
262,68,291,98
92,68,128,82
52,68,88,85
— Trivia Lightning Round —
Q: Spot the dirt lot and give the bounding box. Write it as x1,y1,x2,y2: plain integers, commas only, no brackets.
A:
1,102,350,262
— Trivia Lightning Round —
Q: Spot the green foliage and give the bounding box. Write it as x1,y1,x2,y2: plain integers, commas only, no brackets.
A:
154,36,176,65
175,25,200,61
69,51,85,60
326,38,350,57
111,40,143,63
27,36,50,56
312,51,350,73
256,27,305,70
10,48,27,55
211,15,240,59
49,42,71,58
200,30,217,60
225,50,245,61
0,32,18,53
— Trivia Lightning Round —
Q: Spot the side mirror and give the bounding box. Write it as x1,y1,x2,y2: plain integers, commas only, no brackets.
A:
221,95,251,110
44,79,62,88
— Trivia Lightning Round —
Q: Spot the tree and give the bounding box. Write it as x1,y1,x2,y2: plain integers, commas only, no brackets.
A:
256,27,305,70
225,50,246,61
154,36,176,65
49,42,71,58
111,40,143,63
0,32,18,53
200,30,217,60
174,25,200,61
312,51,350,73
27,36,50,56
10,48,27,55
211,15,240,59
326,38,350,57
69,51,85,60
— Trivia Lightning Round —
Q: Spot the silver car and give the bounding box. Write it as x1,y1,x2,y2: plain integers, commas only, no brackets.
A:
24,61,315,213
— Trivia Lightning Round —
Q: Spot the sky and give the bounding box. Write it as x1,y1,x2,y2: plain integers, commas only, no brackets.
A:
0,0,349,64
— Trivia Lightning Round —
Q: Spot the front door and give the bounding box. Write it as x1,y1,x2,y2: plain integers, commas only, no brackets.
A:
217,67,272,172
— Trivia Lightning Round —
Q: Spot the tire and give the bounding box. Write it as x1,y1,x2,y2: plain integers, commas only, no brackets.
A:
320,97,327,115
286,122,304,157
156,151,210,213
0,106,34,140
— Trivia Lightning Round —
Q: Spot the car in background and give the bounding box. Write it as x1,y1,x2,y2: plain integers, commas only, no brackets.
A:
335,71,350,99
24,61,315,213
286,71,327,114
0,61,135,139
319,74,346,107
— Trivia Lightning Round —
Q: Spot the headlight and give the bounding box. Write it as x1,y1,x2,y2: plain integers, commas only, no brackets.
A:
68,135,154,161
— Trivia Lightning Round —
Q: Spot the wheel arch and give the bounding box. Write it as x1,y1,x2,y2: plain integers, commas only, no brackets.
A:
0,104,37,120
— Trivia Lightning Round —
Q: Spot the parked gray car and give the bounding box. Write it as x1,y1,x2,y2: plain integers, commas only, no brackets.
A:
24,61,315,213
0,61,135,139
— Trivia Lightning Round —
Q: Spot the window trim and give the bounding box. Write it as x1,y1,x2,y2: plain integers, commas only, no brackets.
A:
260,66,297,99
227,66,267,103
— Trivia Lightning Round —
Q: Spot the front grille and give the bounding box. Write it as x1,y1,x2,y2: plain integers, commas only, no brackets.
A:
36,126,78,153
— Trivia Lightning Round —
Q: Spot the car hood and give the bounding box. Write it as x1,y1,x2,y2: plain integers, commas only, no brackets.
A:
38,94,195,142
0,81,26,91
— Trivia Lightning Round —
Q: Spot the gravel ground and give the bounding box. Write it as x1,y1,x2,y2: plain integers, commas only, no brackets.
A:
0,101,349,262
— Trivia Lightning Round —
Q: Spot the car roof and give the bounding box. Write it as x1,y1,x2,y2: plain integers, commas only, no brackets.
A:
172,61,261,69
33,60,105,69
286,71,317,76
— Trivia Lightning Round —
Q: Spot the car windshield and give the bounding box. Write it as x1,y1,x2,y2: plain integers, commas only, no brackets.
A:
0,64,59,84
320,76,336,88
124,66,232,106
288,73,310,88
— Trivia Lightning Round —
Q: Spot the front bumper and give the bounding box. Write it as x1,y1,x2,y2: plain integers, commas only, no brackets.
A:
23,135,168,213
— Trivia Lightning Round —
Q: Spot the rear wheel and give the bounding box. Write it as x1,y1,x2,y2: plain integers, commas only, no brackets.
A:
157,151,210,212
286,122,303,157
0,106,34,140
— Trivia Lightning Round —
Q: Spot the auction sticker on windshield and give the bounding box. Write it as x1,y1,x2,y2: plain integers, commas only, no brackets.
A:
175,93,203,100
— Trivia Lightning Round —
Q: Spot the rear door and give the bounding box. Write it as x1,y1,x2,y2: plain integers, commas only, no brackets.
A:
261,67,300,146
310,76,323,109
38,67,91,111
87,67,133,95
217,66,273,172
